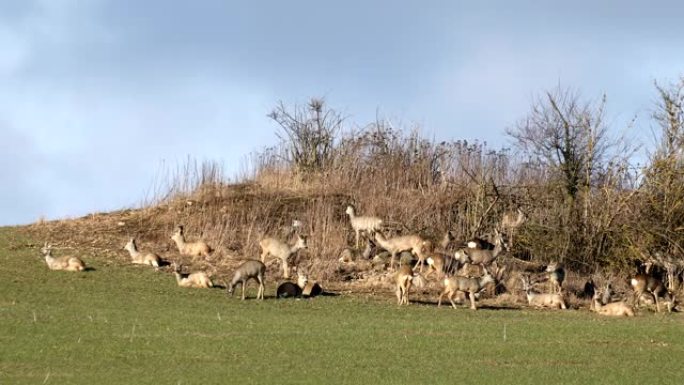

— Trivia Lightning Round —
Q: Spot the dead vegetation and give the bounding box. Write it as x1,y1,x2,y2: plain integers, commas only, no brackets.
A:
20,79,684,308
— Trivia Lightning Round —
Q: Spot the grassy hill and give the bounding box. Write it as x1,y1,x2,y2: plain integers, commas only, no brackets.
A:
2,226,684,385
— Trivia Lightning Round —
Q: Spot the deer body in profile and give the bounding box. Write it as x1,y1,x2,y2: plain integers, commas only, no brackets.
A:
40,243,86,272
630,274,675,313
171,226,212,259
259,235,308,279
228,260,266,300
374,232,426,271
345,205,383,248
123,238,161,268
438,268,494,310
172,262,213,288
462,230,505,266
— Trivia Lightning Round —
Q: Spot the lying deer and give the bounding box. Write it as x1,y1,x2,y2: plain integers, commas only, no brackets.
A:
521,276,566,309
123,238,161,268
170,226,212,259
40,243,86,272
592,291,634,317
172,262,213,288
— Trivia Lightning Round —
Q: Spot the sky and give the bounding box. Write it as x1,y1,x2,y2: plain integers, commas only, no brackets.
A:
1,0,683,226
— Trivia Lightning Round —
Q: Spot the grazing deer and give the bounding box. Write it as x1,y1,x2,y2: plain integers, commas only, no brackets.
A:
40,243,86,272
259,234,308,279
545,262,565,294
630,274,675,313
123,238,161,268
172,262,213,288
592,291,635,317
437,268,495,310
521,276,566,309
462,229,506,266
170,226,212,258
227,260,266,300
374,232,426,271
395,265,415,305
345,205,383,248
500,208,526,248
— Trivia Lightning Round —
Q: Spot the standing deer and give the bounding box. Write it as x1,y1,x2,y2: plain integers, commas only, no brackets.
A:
374,232,426,271
437,267,495,310
630,274,676,313
259,235,308,279
345,205,383,248
40,243,86,272
500,208,526,248
170,226,212,259
462,229,506,266
228,260,266,300
394,265,415,305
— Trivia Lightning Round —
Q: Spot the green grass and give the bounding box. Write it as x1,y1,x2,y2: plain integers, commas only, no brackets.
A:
1,227,684,385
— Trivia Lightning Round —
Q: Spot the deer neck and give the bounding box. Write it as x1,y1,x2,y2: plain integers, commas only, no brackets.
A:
290,243,303,255
479,275,493,287
172,234,187,248
593,297,606,312
174,271,186,284
374,233,388,248
126,244,141,258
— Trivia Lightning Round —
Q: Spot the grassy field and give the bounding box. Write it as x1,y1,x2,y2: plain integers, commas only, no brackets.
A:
1,227,684,385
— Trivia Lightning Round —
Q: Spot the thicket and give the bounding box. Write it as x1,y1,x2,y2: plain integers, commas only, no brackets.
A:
240,80,684,276
32,80,684,283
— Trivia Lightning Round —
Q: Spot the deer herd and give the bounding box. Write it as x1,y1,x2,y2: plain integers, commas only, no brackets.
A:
37,205,678,317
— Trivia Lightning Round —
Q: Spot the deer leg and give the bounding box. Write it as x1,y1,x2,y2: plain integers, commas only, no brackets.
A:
449,291,458,309
355,230,360,249
258,277,264,300
282,258,290,279
653,293,660,313
241,280,246,301
468,291,477,310
405,281,412,305
437,290,445,307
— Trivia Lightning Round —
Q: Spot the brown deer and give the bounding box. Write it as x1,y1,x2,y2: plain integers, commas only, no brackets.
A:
630,274,675,313
437,267,495,310
228,260,266,300
170,226,212,258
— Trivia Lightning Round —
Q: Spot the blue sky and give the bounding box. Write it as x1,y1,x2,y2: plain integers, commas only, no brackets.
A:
1,1,682,225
